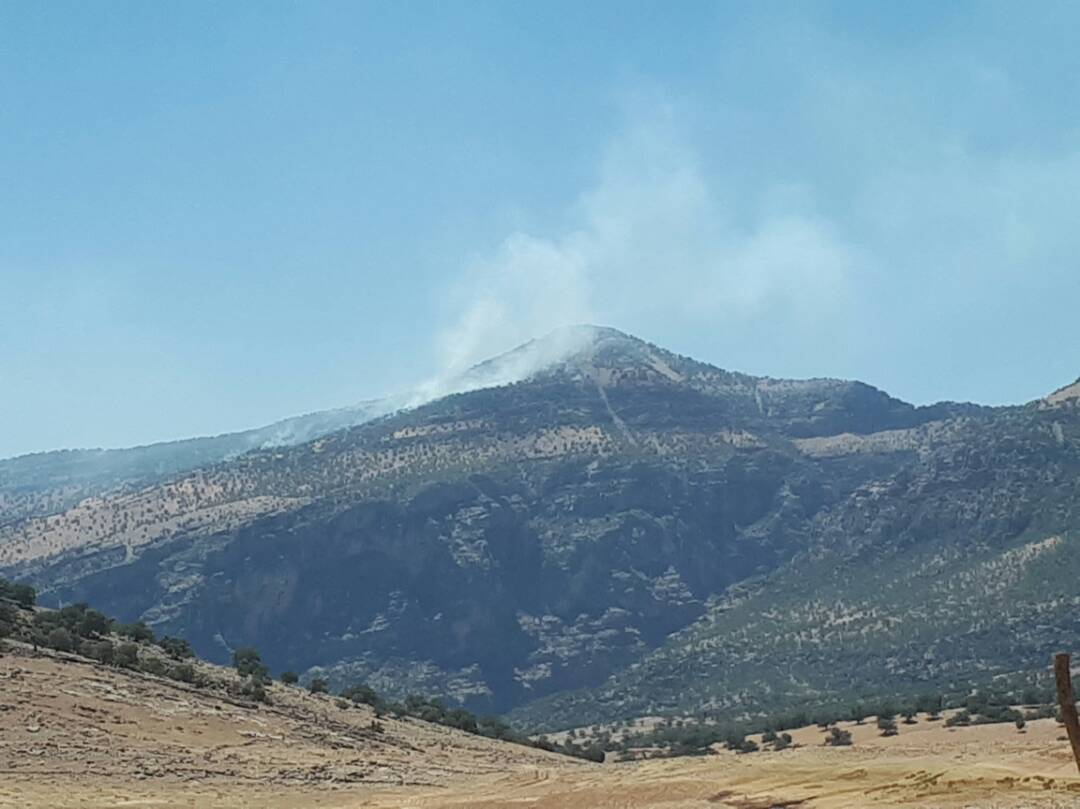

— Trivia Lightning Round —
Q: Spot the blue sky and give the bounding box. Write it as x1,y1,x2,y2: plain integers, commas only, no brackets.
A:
2,1,1079,458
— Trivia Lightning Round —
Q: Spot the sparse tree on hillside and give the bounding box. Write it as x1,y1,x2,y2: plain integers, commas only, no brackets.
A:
46,626,74,652
825,726,852,746
232,647,268,679
158,636,194,660
115,642,139,668
117,621,155,643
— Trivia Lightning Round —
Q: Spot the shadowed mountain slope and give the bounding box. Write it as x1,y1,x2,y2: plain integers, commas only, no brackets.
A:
1,327,1073,726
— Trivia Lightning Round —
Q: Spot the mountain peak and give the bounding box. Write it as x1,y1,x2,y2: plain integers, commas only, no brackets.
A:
459,325,708,392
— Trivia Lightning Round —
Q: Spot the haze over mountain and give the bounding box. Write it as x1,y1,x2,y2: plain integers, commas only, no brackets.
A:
0,327,599,524
3,327,1077,730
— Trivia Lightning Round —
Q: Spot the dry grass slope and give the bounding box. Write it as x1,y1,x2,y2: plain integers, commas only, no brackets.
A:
2,644,1079,809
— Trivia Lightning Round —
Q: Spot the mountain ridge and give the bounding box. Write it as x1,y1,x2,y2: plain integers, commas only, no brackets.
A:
2,327,1077,728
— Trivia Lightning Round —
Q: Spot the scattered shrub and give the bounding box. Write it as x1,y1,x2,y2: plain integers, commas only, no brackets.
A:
241,678,270,704
115,642,139,668
80,638,115,664
158,636,194,660
232,647,269,679
825,727,852,746
139,656,168,677
0,579,36,609
46,626,75,652
341,682,380,707
169,662,196,683
877,717,898,737
116,622,155,643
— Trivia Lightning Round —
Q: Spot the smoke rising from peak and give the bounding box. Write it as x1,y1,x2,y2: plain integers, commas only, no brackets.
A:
425,106,858,395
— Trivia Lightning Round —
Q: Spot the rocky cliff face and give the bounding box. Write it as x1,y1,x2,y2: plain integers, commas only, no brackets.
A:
2,328,1075,726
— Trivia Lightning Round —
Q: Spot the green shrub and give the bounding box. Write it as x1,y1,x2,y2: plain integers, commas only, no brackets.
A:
308,677,329,694
139,656,168,677
877,717,898,737
0,578,36,608
46,626,74,652
80,638,115,664
825,727,852,746
241,678,270,704
232,647,269,679
116,622,155,643
169,662,196,683
945,710,971,727
0,602,18,638
341,682,380,706
158,636,194,660
280,670,299,685
115,642,139,668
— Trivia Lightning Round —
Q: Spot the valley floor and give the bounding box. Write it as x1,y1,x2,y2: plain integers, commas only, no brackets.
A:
1,647,1079,808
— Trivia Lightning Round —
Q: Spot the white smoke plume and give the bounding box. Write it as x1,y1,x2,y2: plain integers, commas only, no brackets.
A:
419,101,858,400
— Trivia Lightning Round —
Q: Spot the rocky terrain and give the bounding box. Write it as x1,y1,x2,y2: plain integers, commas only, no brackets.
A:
1,326,1078,728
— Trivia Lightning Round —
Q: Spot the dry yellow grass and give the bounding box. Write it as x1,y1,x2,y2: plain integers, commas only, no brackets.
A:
2,645,1079,808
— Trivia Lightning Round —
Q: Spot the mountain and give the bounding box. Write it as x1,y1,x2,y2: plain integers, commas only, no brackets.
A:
0,327,609,528
0,398,397,527
1,326,1076,728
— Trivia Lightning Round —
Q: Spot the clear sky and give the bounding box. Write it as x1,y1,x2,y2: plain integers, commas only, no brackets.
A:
3,1,1079,458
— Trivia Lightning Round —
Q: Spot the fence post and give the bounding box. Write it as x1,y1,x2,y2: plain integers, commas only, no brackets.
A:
1054,653,1080,775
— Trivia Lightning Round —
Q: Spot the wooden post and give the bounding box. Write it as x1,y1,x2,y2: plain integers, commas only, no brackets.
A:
1054,653,1080,775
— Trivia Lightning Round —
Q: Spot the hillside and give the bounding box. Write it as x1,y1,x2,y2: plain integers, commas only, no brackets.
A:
1,326,1077,728
3,644,1079,809
0,398,394,527
0,624,580,808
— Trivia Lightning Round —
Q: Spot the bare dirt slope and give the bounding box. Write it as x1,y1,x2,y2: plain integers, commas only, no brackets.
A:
0,645,579,808
2,645,1080,809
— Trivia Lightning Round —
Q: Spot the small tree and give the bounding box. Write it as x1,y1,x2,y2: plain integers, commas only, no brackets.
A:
76,609,112,639
309,677,329,694
158,636,194,660
117,622,155,643
169,662,196,684
825,726,853,746
241,677,270,704
1015,717,1026,733
341,682,380,706
877,717,898,737
232,647,268,679
139,656,168,677
280,670,299,685
80,638,115,664
9,583,36,609
46,626,74,652
115,642,139,668
0,602,18,638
